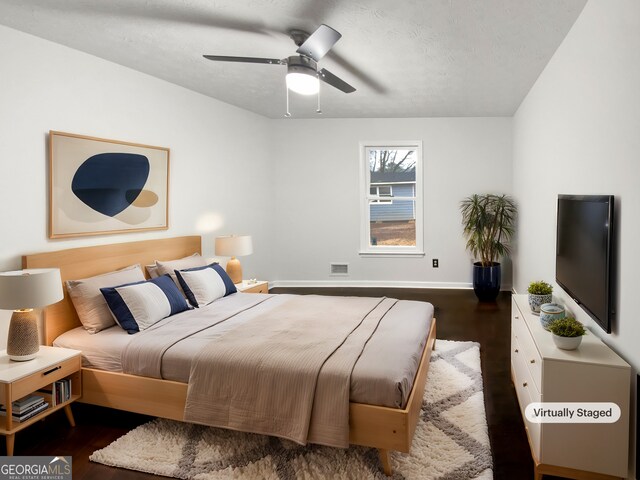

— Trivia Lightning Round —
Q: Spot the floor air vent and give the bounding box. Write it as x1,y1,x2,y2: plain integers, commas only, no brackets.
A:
330,263,349,276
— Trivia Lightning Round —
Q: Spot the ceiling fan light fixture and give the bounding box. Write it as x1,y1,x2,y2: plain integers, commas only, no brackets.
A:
286,71,319,95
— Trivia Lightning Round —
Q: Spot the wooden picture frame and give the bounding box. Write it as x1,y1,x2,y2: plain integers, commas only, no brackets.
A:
49,131,169,238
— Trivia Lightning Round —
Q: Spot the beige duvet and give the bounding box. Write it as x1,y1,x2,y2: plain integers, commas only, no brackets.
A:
117,293,432,448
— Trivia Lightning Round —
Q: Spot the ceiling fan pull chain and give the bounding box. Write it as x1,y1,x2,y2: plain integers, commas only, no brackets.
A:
316,78,322,115
285,85,292,117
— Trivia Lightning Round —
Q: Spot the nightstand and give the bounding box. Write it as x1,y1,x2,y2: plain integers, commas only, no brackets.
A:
0,346,82,455
236,280,269,294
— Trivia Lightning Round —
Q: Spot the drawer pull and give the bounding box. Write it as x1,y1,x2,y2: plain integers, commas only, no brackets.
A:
530,359,536,364
522,382,528,387
43,366,62,376
514,349,519,353
515,316,519,319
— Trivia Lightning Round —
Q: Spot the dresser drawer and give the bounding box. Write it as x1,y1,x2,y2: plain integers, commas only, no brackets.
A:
512,308,542,392
512,333,542,402
511,335,541,459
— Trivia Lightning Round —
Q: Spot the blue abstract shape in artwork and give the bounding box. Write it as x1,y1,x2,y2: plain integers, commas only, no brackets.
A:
72,153,150,217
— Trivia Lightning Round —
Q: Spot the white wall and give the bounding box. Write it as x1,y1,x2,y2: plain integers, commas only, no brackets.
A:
513,0,640,369
0,25,274,346
513,1,640,475
0,25,516,352
272,117,513,288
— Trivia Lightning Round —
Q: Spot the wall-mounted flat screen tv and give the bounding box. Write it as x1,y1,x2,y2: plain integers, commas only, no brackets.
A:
556,194,615,333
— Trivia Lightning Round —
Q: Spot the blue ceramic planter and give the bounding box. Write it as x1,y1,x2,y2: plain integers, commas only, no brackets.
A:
528,293,552,315
473,262,501,302
539,303,565,330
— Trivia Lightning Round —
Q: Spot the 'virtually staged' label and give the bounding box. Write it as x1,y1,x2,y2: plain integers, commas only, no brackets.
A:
525,402,621,423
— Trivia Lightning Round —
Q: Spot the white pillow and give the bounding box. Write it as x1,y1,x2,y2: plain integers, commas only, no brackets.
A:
145,264,160,279
100,275,190,333
175,263,238,307
176,268,226,307
155,253,207,285
66,265,145,334
154,252,207,294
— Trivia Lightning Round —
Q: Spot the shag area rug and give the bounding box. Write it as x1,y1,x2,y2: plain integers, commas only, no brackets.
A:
90,340,492,479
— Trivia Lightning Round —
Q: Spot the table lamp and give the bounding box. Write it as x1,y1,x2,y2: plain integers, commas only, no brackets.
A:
0,268,63,361
214,235,253,284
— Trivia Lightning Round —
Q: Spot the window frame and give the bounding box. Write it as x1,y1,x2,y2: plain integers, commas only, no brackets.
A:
369,185,393,204
359,141,424,257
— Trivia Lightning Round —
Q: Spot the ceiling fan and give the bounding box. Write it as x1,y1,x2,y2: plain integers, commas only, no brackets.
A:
203,24,356,97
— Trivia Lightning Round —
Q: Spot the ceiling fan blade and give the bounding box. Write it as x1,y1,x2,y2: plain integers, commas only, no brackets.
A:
296,24,341,61
319,68,356,93
203,55,283,65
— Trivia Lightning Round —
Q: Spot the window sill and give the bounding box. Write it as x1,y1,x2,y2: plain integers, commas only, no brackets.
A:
359,251,425,258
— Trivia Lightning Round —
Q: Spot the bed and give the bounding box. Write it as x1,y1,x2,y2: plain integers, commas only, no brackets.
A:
23,236,436,475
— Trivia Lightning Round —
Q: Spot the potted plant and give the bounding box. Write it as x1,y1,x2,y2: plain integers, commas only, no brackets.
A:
527,281,553,314
548,317,587,350
460,194,516,302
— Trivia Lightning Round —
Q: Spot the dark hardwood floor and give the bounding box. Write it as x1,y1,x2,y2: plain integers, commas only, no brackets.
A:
12,288,537,479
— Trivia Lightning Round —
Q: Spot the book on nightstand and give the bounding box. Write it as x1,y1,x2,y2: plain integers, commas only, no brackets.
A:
38,378,72,406
0,394,49,422
0,394,45,414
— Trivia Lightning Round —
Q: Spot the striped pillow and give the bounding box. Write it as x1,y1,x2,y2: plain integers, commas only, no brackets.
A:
100,275,190,334
175,263,237,308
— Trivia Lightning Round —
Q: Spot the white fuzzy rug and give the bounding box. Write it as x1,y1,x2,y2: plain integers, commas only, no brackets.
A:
91,340,493,479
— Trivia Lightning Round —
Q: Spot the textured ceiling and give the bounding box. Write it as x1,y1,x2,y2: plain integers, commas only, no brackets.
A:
0,0,587,119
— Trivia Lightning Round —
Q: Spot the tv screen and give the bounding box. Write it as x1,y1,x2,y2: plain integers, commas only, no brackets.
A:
556,194,614,333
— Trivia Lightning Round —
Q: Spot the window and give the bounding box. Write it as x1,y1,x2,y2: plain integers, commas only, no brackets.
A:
359,142,424,256
369,185,393,203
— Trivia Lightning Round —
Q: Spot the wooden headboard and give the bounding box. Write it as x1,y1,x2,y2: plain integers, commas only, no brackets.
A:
22,236,202,346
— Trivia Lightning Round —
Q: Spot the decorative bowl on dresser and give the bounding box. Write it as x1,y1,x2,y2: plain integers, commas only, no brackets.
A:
511,294,630,480
538,303,565,331
550,333,582,351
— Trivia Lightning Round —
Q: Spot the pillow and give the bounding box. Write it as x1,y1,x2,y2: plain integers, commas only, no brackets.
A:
66,265,145,334
175,263,237,308
154,253,207,279
145,264,159,279
100,275,190,334
147,257,217,279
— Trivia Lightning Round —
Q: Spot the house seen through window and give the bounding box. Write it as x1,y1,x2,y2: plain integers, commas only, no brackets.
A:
360,143,423,255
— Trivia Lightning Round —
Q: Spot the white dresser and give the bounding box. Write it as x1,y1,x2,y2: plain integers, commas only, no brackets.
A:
511,294,630,480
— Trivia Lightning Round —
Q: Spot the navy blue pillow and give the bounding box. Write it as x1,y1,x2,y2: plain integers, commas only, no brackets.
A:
175,263,237,308
100,274,189,334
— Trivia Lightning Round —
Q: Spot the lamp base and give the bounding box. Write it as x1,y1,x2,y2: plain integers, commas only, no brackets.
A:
226,257,243,285
9,352,37,362
7,310,39,362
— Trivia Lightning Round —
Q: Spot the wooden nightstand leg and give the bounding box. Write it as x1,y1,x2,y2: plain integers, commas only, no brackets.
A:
63,405,76,427
6,433,15,456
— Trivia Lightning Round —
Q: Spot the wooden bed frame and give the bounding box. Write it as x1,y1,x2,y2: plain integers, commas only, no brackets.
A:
23,236,436,475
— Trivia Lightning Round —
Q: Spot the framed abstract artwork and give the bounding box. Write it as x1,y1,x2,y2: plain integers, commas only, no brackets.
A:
49,131,169,238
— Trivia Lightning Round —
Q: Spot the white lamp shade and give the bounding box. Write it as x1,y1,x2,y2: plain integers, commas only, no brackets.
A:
215,235,253,257
286,72,320,95
0,268,64,310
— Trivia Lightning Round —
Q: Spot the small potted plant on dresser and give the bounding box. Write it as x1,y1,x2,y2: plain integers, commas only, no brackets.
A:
527,280,553,314
548,317,587,350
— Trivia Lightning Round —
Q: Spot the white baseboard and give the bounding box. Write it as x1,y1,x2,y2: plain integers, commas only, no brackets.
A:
271,280,464,289
270,280,512,290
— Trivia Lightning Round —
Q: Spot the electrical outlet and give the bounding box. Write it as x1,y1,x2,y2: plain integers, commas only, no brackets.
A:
432,259,439,268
